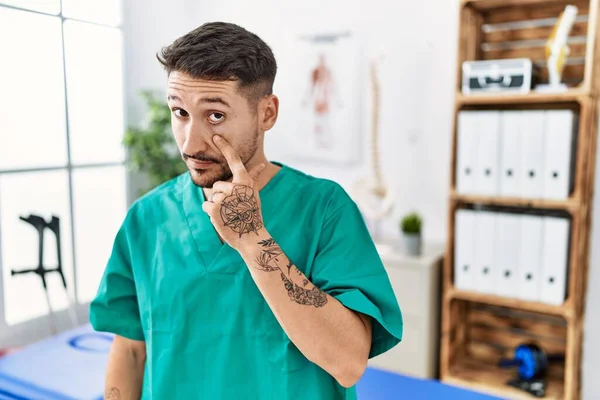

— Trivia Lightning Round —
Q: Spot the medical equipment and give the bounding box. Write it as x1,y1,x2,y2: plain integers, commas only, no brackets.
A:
462,58,537,95
11,214,78,334
537,5,578,92
498,343,565,397
351,56,395,237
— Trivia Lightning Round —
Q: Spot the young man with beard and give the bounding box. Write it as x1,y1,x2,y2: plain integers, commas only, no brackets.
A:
90,21,403,400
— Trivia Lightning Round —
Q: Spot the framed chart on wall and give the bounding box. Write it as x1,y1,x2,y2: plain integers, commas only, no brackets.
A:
282,31,363,165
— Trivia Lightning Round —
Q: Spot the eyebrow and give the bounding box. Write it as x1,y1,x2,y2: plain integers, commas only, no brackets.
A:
167,94,231,108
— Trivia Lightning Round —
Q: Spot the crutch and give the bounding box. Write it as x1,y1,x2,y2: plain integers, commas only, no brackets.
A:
11,214,79,334
46,215,79,329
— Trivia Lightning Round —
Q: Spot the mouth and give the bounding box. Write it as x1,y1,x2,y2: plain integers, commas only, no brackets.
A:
187,159,215,169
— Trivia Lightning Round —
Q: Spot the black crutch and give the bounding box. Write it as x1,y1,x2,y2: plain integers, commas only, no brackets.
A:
11,214,78,334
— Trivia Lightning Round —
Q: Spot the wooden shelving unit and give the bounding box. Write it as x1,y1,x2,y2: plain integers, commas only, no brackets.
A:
440,0,600,399
446,288,569,317
451,191,581,212
446,357,565,400
456,90,588,106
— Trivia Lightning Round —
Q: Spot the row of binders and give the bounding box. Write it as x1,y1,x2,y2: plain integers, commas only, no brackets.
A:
454,208,570,305
456,109,578,200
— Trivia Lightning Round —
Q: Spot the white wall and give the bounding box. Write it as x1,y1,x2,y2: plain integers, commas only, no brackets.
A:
583,110,600,398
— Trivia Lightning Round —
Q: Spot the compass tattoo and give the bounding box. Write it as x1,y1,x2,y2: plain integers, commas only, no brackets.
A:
220,185,263,237
255,238,329,308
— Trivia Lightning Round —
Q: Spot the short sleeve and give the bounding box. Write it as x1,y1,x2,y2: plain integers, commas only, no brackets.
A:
89,210,145,341
311,185,403,359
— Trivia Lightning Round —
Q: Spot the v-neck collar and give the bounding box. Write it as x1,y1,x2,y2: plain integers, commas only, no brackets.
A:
180,162,287,274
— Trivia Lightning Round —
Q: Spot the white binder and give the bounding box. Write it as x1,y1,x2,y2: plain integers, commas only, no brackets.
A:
474,111,501,196
540,216,570,305
520,111,545,198
495,213,520,298
474,211,497,294
543,110,576,200
517,214,543,301
454,209,476,291
499,111,522,198
456,111,479,195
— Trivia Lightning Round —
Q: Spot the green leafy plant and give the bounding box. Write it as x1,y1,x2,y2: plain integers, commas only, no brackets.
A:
123,90,188,195
400,212,422,235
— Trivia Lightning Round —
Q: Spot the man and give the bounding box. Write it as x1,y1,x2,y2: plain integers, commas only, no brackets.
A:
90,22,403,400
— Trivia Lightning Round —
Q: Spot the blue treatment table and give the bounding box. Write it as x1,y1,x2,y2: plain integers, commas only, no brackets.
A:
0,324,506,400
0,324,112,400
356,367,506,400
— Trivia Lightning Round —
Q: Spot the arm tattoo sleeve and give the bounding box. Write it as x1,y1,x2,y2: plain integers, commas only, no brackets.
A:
280,272,328,308
255,238,283,272
105,388,121,400
255,238,329,308
220,185,263,237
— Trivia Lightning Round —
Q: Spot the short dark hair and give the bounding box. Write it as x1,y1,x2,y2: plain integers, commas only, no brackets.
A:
157,22,277,107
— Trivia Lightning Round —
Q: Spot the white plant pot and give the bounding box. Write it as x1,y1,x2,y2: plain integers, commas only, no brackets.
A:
402,233,422,256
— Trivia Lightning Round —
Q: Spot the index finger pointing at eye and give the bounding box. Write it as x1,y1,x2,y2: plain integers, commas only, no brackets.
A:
213,135,248,177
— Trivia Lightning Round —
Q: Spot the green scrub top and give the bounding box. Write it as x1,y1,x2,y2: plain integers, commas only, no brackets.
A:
90,162,403,400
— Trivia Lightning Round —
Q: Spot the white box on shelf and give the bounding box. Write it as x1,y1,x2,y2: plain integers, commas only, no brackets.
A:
540,216,570,305
499,111,523,198
474,111,501,196
519,111,545,198
517,214,543,302
456,111,479,195
543,110,577,200
454,209,476,291
473,211,497,294
494,213,520,298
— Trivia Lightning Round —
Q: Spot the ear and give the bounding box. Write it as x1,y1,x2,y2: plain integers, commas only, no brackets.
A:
259,95,279,132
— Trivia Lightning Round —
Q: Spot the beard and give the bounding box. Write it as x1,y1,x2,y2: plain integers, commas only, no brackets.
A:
185,131,260,188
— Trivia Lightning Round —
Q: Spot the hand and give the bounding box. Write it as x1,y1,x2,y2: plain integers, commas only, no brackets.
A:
201,135,267,250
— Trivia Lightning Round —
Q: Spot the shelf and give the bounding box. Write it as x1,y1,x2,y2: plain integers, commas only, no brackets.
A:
447,288,569,317
444,357,564,400
456,90,588,106
462,0,585,11
451,192,580,212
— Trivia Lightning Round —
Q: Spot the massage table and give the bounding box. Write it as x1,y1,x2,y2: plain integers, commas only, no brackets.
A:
0,324,503,399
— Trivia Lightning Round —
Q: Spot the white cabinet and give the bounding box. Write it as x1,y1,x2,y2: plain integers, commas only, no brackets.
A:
368,241,444,379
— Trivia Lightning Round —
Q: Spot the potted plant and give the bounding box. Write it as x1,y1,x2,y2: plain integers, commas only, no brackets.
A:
400,212,423,256
123,90,188,197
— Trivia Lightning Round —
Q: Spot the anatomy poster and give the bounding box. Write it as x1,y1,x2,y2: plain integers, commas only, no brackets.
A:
284,32,362,164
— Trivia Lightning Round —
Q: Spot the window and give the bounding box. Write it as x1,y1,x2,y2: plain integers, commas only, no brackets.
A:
0,1,127,329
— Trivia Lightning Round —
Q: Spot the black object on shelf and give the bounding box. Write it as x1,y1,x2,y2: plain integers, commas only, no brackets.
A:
498,343,565,398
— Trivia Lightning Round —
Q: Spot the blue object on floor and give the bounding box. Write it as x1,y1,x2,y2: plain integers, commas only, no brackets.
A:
0,324,111,400
356,366,507,400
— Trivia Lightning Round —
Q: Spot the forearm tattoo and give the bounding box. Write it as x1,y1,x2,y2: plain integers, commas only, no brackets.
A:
106,388,120,399
256,238,329,308
255,238,283,272
221,184,262,237
281,273,328,308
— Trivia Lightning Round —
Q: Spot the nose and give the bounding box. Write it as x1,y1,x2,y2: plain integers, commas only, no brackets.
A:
181,120,211,156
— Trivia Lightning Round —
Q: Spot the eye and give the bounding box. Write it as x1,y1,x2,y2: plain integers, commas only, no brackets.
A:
208,112,225,123
173,108,189,117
